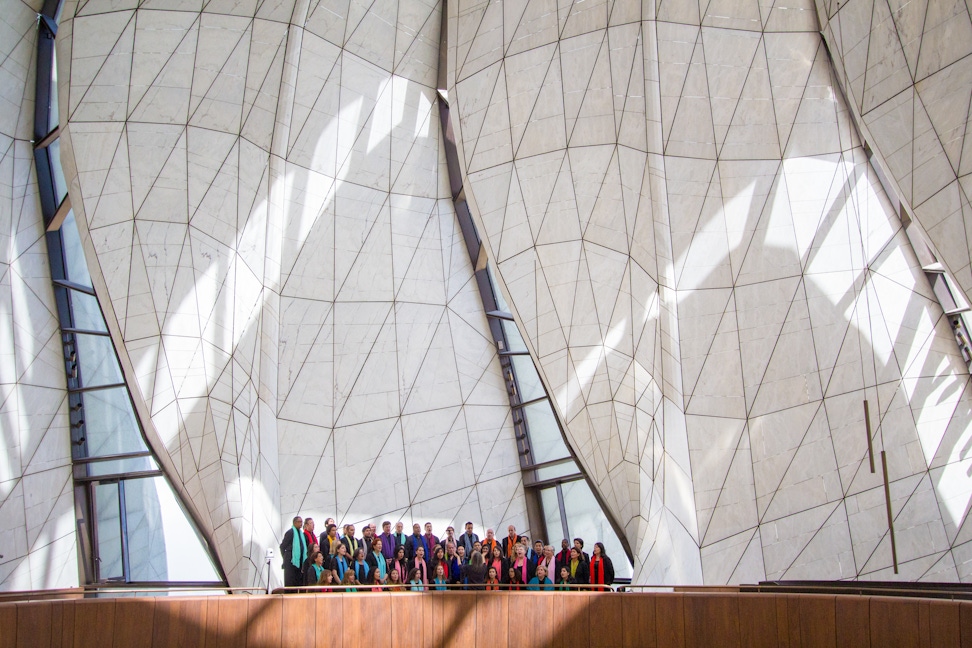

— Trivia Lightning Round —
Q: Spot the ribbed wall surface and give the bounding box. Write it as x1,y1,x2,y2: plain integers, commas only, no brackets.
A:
447,0,972,583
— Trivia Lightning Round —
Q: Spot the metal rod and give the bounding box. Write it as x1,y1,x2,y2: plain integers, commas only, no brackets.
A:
881,450,899,574
864,399,875,473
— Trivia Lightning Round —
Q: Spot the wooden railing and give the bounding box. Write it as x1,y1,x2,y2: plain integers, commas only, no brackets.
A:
2,587,972,646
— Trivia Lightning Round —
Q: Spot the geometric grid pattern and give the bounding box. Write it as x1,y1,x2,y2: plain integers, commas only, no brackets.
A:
449,0,972,583
0,0,79,590
58,0,526,587
818,0,972,301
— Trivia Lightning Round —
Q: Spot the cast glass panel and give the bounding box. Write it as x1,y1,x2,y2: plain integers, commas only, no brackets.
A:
95,482,123,580
125,477,222,582
75,333,124,387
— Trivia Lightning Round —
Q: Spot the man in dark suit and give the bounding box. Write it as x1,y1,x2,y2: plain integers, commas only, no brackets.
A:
280,516,307,588
501,524,522,559
406,523,429,561
341,524,361,557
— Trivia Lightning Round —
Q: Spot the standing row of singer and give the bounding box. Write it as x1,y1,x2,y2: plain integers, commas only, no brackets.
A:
280,517,616,590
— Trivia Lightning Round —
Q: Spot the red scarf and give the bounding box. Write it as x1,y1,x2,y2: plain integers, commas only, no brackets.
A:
590,556,605,584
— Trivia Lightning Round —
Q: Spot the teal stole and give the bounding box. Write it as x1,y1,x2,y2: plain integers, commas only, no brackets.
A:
290,528,303,568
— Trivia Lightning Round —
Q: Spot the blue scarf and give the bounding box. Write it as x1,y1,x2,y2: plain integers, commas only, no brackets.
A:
355,560,370,583
334,556,349,580
290,527,304,569
312,564,324,581
374,553,387,578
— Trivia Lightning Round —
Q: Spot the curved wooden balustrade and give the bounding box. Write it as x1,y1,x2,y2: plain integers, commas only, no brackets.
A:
1,588,971,647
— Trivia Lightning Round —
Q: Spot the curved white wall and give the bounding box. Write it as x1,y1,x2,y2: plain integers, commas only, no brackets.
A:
448,0,972,583
0,0,79,591
57,0,527,587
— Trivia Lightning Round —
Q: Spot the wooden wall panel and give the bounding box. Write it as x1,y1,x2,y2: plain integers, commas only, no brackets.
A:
737,594,778,648
835,595,868,648
280,595,316,647
791,595,836,648
73,599,114,648
621,593,656,648
509,593,558,646
0,604,16,648
959,602,972,648
213,597,249,648
50,600,75,648
775,596,790,647
921,600,960,648
475,592,508,648
870,597,920,648
390,592,425,648
684,594,740,648
112,598,154,648
343,593,387,645
559,592,590,648
315,592,343,644
246,597,282,648
9,589,972,647
655,594,685,648
16,600,52,648
436,592,477,646
590,593,623,648
153,597,207,648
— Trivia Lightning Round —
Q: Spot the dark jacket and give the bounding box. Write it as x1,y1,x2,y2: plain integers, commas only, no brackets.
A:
280,527,307,569
458,532,480,555
341,535,363,558
366,552,389,580
304,563,326,586
501,535,522,558
462,563,487,589
406,533,430,562
485,556,509,583
589,555,615,585
566,559,589,584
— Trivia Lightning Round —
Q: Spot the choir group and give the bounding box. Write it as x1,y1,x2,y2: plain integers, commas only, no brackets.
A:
280,517,616,592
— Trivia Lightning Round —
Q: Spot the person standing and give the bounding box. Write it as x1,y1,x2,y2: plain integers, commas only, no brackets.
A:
482,528,499,556
280,516,308,588
459,521,479,555
360,524,375,558
501,525,522,560
302,518,317,549
393,521,408,551
342,524,360,557
537,545,556,584
440,526,457,551
588,542,615,591
406,523,429,561
567,547,589,584
423,522,439,554
378,521,396,560
367,538,388,584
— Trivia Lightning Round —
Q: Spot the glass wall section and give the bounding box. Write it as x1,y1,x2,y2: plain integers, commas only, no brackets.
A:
435,5,632,578
33,0,223,586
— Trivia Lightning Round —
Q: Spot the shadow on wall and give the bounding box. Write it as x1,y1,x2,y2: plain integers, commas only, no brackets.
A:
667,147,972,582
68,2,525,589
